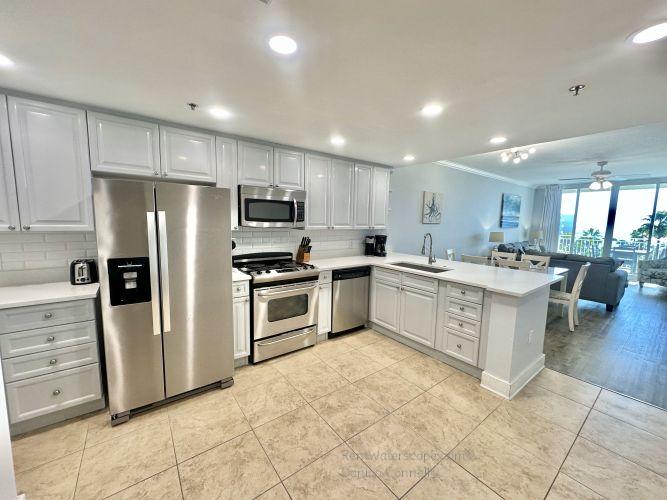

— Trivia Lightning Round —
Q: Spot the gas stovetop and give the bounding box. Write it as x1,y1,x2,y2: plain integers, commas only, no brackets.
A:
232,252,319,284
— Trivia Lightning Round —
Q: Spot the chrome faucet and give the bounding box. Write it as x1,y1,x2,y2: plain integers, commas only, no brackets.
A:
421,233,436,264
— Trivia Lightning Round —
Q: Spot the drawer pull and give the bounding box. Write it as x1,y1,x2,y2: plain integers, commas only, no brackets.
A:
460,290,466,295
49,359,57,365
458,321,464,327
459,306,465,312
52,389,61,396
46,336,55,342
44,312,53,319
457,343,462,349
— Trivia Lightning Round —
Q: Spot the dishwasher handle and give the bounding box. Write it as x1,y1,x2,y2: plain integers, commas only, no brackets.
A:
332,266,371,280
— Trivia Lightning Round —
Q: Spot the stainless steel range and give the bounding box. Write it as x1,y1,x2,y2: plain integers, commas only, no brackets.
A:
232,252,320,362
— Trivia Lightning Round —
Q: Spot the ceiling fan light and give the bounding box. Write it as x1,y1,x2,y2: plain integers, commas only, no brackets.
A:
528,147,536,154
602,180,613,189
513,156,521,164
589,181,601,190
500,152,510,162
520,152,529,160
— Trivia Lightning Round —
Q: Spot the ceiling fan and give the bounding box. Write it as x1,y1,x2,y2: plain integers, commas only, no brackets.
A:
558,161,651,189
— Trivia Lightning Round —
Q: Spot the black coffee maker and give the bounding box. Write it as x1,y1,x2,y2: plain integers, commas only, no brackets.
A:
364,236,376,256
374,235,387,256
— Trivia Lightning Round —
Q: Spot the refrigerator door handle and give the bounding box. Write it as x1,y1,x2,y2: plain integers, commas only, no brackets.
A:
157,211,172,333
146,212,161,336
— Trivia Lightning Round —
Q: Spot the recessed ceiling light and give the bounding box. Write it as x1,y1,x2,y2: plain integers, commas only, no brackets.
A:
330,135,345,146
269,35,298,55
0,53,15,68
209,107,232,119
631,22,667,44
489,136,507,145
420,103,443,117
403,154,415,162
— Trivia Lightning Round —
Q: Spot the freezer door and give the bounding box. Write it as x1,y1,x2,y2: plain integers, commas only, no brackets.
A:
155,182,233,397
92,178,165,415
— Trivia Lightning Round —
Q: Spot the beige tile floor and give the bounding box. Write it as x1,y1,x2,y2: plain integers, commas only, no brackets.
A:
11,328,667,499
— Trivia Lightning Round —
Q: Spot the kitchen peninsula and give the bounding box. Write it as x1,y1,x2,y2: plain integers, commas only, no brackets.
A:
311,253,563,399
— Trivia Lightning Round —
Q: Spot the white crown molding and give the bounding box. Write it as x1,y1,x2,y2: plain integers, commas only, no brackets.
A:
436,160,534,188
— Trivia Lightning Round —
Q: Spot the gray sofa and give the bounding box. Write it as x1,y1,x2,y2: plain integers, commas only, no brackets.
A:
498,242,628,311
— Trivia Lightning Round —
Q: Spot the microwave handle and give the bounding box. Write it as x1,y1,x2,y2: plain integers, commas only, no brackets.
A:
293,199,298,226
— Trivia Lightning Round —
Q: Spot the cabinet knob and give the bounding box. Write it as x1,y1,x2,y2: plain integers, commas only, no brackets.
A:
49,359,57,365
457,343,462,349
52,389,61,396
44,312,53,319
8,225,15,231
459,306,465,312
22,225,31,230
46,336,55,342
458,322,463,327
163,172,168,177
460,290,466,295
153,170,160,176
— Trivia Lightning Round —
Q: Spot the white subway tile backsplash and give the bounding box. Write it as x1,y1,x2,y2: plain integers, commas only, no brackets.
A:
45,233,87,242
2,251,45,262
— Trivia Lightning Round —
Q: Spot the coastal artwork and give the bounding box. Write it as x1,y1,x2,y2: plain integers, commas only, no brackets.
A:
422,191,442,224
500,193,521,228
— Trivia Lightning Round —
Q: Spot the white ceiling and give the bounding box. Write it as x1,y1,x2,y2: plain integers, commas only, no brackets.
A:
0,0,666,166
451,121,667,186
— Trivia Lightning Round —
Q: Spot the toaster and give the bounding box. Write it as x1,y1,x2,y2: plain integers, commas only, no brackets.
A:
70,259,98,285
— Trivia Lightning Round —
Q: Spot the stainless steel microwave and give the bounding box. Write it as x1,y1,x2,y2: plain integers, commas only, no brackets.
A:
238,185,306,228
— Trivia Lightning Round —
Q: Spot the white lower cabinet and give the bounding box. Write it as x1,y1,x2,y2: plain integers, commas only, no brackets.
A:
232,281,250,360
318,282,332,335
443,329,478,365
370,279,401,333
399,286,437,347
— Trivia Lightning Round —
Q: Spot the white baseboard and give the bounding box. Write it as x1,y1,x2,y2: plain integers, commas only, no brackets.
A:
481,354,545,399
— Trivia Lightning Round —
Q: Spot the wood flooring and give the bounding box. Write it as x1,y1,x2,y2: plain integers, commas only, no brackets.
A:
544,283,667,409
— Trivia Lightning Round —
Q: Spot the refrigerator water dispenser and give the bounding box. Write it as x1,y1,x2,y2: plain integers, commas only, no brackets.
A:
107,257,152,306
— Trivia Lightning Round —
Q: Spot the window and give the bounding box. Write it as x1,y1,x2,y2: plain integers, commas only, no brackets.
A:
650,184,667,260
572,189,611,258
558,189,577,253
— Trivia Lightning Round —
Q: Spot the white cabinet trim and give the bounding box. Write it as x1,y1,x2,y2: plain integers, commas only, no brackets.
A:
0,95,20,232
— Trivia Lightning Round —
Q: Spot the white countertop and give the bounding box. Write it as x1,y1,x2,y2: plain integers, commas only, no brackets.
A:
232,269,251,282
0,282,100,310
310,253,563,298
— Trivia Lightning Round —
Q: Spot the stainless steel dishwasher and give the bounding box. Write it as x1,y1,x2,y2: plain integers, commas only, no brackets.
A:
331,267,371,335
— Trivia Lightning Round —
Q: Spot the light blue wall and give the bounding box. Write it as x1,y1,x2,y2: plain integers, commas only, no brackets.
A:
388,163,535,257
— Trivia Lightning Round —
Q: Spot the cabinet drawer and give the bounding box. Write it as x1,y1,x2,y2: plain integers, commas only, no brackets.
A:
319,270,332,284
2,342,98,383
0,321,97,359
445,297,482,321
6,364,102,423
444,313,480,338
0,299,95,334
402,273,438,293
446,283,483,304
444,329,479,365
232,281,249,298
374,267,401,284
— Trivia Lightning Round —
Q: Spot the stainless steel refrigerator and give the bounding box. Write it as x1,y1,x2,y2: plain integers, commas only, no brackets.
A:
92,178,233,424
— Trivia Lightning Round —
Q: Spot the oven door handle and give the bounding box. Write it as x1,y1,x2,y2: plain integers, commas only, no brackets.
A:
256,327,317,346
257,283,318,297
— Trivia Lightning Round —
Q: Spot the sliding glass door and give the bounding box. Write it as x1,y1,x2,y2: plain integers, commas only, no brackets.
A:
650,185,667,260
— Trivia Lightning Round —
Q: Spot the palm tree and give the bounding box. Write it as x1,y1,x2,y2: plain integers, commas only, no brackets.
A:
631,211,667,258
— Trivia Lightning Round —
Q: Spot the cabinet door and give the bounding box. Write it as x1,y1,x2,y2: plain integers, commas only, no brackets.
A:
331,159,354,228
160,126,216,183
353,164,372,229
238,141,273,187
318,282,332,335
233,296,250,359
8,97,94,232
0,96,20,232
87,112,160,177
305,154,331,229
370,279,401,332
371,167,391,229
274,148,304,189
399,287,437,347
216,136,239,230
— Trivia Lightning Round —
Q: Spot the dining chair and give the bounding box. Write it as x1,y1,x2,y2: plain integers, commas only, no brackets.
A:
497,259,532,271
521,253,551,269
548,262,591,332
461,254,490,265
445,249,456,261
491,250,517,263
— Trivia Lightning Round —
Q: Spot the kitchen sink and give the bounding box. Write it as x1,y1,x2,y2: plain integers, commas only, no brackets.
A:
388,262,451,273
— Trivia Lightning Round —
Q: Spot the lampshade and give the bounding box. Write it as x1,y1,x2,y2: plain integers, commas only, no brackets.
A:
489,231,505,243
529,230,544,240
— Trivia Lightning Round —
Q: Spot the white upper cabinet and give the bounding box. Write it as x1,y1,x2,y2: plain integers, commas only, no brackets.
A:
160,126,216,183
274,148,304,189
8,97,93,232
87,112,160,177
353,164,372,228
237,141,273,187
0,96,20,232
305,154,331,229
371,167,391,229
331,159,355,229
216,136,239,230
